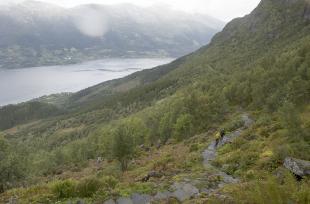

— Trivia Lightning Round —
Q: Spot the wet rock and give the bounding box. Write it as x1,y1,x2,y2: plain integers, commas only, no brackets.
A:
242,114,254,128
141,171,163,182
131,193,152,204
217,171,239,184
116,197,133,204
304,4,310,20
171,182,199,202
202,148,216,166
7,197,18,204
76,201,84,204
218,129,243,147
153,191,172,200
284,157,310,177
104,199,116,204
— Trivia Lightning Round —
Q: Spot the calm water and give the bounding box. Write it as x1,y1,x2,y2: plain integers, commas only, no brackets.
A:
0,58,174,106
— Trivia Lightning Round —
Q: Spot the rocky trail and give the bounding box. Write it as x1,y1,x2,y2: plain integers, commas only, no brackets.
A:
201,114,254,191
100,113,254,204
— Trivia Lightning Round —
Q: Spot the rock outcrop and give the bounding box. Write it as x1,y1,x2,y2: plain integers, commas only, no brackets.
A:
284,157,310,177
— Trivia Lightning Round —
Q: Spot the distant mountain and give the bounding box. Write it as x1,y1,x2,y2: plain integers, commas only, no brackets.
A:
0,1,225,69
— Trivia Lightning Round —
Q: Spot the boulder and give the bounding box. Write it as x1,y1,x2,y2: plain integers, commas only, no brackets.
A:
304,4,310,20
141,171,163,182
104,199,116,204
116,197,133,204
131,193,152,204
171,182,199,202
153,191,172,200
284,157,310,177
7,197,18,204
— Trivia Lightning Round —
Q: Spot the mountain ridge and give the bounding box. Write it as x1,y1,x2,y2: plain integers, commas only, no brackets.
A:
0,1,224,69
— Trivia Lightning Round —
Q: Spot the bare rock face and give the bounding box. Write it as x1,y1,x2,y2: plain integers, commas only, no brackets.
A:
284,157,310,177
304,3,310,20
116,197,133,204
131,193,153,204
104,199,116,204
171,182,199,202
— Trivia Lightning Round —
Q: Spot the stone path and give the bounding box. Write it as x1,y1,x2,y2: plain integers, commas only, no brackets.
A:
202,114,254,188
103,113,254,204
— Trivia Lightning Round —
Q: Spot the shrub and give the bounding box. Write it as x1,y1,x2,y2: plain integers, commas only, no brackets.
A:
112,124,135,171
51,179,77,198
91,176,119,201
222,116,244,132
189,144,199,152
230,174,310,204
97,162,122,178
76,177,103,198
173,114,194,141
152,154,174,171
101,176,118,190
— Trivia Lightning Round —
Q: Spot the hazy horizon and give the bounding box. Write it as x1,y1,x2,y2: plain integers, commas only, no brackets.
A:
0,0,261,21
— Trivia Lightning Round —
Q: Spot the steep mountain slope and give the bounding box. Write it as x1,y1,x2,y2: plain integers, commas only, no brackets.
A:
0,0,309,203
62,0,310,109
0,1,224,69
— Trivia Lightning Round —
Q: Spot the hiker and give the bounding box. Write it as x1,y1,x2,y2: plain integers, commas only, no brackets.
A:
215,131,221,146
215,129,225,147
220,129,225,139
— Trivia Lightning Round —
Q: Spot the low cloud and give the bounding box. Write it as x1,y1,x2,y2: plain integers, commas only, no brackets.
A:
72,6,109,38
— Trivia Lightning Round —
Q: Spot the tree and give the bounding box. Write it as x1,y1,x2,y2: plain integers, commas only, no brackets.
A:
112,124,134,171
0,135,26,192
173,114,194,141
278,101,303,138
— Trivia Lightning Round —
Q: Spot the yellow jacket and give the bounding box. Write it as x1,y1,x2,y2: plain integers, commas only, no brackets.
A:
215,132,221,140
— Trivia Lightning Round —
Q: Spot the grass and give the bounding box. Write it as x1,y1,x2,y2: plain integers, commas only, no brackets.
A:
1,110,309,203
0,136,209,203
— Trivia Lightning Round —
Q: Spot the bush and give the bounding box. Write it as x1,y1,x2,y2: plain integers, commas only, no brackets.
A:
91,176,119,201
189,144,199,152
173,114,194,141
152,154,174,171
230,174,310,204
101,176,118,190
76,177,103,198
51,179,77,198
222,116,244,132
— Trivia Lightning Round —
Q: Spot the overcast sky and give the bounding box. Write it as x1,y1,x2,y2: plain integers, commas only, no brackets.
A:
0,0,261,21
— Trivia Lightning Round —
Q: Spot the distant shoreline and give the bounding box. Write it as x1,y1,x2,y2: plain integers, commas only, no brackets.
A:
0,57,174,107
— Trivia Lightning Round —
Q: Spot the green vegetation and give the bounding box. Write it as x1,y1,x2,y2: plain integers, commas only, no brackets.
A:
0,101,62,130
111,123,136,171
0,0,309,203
225,174,310,204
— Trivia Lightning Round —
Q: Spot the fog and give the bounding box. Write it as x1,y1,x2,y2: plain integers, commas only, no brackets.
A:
72,6,109,37
0,0,261,21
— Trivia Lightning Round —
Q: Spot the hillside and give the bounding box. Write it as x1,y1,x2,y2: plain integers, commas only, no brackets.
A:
0,0,309,203
0,1,224,69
